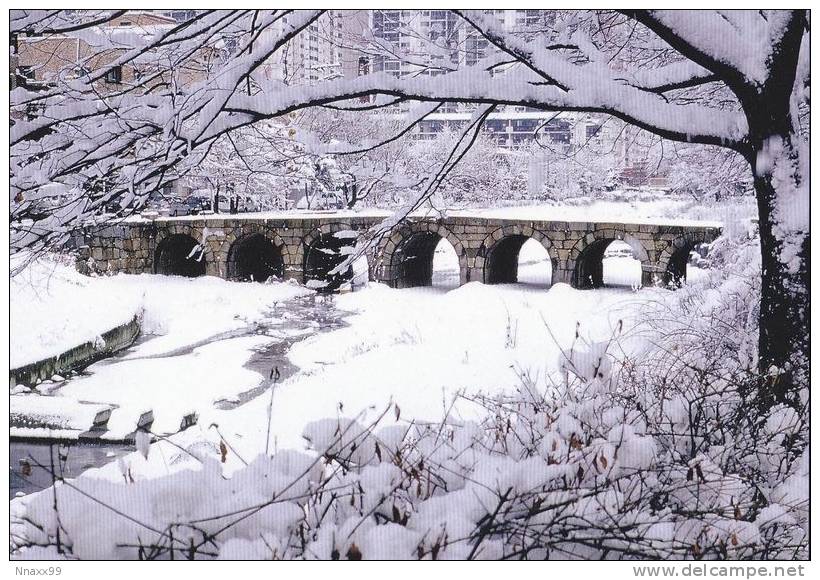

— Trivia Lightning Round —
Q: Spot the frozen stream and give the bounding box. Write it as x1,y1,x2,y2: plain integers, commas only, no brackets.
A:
10,294,349,497
10,252,706,496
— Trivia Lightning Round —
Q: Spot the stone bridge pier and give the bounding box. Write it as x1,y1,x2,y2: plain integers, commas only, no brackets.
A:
77,213,720,291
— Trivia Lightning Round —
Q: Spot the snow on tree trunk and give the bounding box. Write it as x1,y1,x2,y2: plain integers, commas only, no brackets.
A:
749,126,809,406
739,13,809,405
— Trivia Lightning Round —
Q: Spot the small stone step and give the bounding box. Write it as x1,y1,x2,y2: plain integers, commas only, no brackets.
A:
178,412,198,432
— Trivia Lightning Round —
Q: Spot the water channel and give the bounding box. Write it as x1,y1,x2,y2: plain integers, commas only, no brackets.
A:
10,293,349,499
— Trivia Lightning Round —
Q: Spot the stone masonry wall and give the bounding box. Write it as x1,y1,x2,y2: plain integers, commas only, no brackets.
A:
76,215,720,289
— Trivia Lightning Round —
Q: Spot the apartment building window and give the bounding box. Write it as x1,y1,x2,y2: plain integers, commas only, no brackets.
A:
427,10,458,44
486,119,509,133
586,124,602,140
516,10,542,27
513,119,539,132
105,65,123,84
373,10,401,44
466,35,488,66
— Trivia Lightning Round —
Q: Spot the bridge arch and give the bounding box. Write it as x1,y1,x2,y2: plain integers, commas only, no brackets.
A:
478,226,556,285
154,232,208,277
570,230,651,289
226,231,285,282
377,222,467,288
301,223,366,292
657,232,711,287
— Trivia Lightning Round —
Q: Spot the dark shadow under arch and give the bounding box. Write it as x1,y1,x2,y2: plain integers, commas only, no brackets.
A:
154,234,206,277
664,243,701,287
392,231,446,288
227,233,284,282
304,233,355,292
573,238,613,289
484,235,552,285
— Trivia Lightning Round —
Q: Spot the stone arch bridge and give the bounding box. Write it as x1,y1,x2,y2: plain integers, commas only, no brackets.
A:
78,213,720,290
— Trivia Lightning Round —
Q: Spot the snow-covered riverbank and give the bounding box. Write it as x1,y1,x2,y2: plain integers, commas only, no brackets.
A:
10,249,694,462
11,256,310,369
14,234,807,563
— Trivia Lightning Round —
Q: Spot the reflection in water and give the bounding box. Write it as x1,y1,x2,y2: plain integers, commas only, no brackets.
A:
10,441,133,499
10,294,350,499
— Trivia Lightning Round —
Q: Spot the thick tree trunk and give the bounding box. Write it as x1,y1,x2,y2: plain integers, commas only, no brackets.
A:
735,10,809,409
747,122,809,407
753,176,809,407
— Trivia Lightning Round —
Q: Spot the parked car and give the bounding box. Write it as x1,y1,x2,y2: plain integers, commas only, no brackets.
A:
168,199,189,216
185,196,210,215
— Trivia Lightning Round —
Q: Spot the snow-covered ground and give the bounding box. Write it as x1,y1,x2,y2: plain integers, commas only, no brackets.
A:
10,258,311,437
11,257,309,369
11,246,707,448
11,246,732,559
10,252,708,486
10,255,143,368
12,236,775,561
218,281,655,454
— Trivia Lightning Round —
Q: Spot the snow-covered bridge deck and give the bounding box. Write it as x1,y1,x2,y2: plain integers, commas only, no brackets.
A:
78,212,721,289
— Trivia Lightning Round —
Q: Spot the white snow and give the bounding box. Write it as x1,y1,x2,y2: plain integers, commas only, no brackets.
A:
107,274,307,358
10,254,309,369
10,396,111,434
126,195,738,229
10,254,143,369
57,334,276,436
208,281,665,455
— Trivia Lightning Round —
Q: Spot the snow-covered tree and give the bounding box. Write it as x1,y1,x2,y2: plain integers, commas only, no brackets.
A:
10,9,809,406
667,144,754,202
183,122,345,211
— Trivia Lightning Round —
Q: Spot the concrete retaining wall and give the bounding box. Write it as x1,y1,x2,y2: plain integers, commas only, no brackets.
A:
10,314,142,388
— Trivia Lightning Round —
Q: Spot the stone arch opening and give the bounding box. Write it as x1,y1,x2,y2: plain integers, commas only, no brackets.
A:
485,235,552,286
663,241,706,287
227,233,284,282
432,237,460,289
154,234,206,277
574,237,645,289
390,231,459,289
602,240,643,288
304,232,355,292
